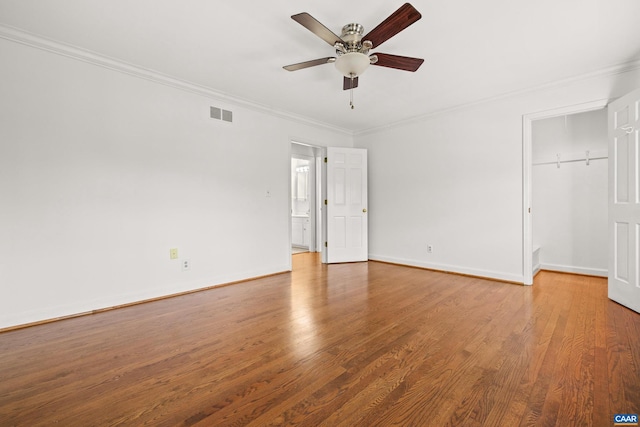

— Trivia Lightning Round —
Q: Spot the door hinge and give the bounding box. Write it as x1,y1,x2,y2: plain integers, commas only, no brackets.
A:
324,199,327,205
324,157,327,163
324,241,327,247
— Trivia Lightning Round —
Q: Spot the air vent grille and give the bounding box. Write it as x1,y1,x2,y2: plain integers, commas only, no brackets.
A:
210,106,233,123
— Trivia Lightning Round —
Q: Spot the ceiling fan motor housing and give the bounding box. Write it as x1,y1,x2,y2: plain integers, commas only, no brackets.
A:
334,23,376,77
338,23,372,53
341,23,364,48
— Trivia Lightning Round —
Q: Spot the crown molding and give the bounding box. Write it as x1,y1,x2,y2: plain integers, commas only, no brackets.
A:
354,58,640,137
4,23,639,139
0,24,353,137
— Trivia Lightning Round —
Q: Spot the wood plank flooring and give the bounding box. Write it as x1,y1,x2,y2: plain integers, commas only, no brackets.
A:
0,253,638,426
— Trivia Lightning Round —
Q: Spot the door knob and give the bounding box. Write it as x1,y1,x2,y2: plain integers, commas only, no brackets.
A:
363,208,367,213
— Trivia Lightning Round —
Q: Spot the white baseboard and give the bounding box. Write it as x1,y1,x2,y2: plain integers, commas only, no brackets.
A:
540,263,607,277
533,263,542,275
368,254,525,284
0,265,290,331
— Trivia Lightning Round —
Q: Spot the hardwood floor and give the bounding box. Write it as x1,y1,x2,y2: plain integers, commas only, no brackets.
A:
0,253,638,426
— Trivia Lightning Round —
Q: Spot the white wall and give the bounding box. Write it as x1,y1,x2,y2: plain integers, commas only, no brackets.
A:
355,66,640,283
532,110,608,276
0,37,351,329
2,33,639,330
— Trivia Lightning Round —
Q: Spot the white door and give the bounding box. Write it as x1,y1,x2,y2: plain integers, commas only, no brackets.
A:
325,147,368,263
608,89,640,313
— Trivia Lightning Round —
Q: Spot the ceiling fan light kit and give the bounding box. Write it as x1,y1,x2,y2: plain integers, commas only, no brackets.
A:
283,3,424,109
334,52,371,78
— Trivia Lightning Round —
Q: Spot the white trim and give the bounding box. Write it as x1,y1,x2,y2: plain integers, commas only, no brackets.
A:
522,99,609,286
355,61,640,136
0,264,290,330
368,254,524,284
540,263,608,278
287,143,294,272
0,24,352,137
3,24,640,138
523,116,533,285
533,246,541,274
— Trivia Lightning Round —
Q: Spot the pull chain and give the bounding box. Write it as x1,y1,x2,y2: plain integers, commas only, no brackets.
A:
349,74,355,109
350,86,354,109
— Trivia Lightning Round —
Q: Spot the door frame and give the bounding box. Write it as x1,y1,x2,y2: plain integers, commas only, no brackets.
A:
522,99,609,285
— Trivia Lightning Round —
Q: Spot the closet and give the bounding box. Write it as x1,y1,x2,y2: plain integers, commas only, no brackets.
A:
532,109,608,277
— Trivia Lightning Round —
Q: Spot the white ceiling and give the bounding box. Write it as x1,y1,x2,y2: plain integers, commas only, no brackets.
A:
1,0,639,133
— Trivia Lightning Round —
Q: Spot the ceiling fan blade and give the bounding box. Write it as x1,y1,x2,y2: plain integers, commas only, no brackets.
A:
283,57,335,71
343,76,359,90
372,53,424,72
363,3,422,48
291,13,344,46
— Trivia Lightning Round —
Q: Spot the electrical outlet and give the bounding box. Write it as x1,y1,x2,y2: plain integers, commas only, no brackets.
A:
427,245,433,254
182,259,191,271
170,248,178,259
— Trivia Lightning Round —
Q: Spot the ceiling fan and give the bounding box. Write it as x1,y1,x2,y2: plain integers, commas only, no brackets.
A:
283,3,424,108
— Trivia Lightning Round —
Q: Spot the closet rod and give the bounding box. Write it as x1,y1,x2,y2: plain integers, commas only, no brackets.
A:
533,156,607,166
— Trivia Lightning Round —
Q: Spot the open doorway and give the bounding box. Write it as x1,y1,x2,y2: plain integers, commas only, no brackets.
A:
291,156,312,253
290,142,323,259
523,99,608,284
532,109,608,277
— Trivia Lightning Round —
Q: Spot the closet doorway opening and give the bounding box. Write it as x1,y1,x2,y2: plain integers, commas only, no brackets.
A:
523,100,608,284
290,142,323,259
